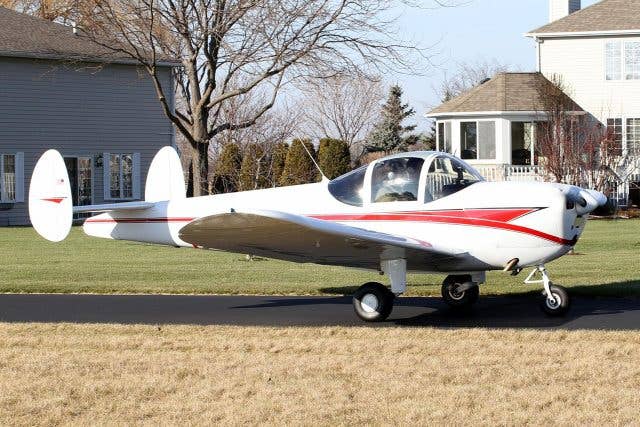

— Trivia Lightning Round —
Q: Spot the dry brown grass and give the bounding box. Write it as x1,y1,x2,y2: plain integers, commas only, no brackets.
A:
1,323,639,426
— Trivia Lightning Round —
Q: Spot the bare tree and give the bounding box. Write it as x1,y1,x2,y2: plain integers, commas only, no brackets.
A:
0,0,76,22
535,75,619,194
436,58,513,101
301,74,383,158
74,0,433,196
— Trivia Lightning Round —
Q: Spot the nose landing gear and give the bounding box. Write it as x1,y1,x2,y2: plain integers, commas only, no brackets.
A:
525,265,571,316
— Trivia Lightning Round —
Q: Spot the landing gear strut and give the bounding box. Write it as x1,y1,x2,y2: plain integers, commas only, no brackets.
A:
524,265,571,316
441,274,480,309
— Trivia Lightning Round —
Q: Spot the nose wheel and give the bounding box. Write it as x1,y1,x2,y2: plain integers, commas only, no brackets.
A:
525,265,571,316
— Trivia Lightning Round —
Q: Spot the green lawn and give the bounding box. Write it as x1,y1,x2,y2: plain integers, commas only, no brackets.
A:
0,220,639,297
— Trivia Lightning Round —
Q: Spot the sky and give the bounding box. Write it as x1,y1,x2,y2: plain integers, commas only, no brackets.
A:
393,0,599,129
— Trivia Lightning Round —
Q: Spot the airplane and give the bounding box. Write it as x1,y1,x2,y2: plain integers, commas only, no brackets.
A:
28,146,607,322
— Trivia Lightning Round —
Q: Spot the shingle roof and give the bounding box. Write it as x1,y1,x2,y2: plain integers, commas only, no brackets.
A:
528,0,640,35
427,73,583,116
0,6,179,65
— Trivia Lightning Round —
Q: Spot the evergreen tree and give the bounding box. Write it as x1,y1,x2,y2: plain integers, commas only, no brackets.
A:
317,138,351,179
279,139,319,186
269,142,289,187
365,85,417,154
212,143,242,193
239,143,268,191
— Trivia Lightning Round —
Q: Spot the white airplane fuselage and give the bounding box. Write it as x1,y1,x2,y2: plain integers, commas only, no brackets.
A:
83,178,585,273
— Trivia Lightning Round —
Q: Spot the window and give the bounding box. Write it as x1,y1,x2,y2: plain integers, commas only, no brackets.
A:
461,121,496,160
511,122,543,165
606,41,640,80
371,157,424,203
437,121,452,153
424,156,481,203
607,118,623,155
625,42,640,80
606,41,622,80
328,165,367,206
106,153,138,199
1,154,16,202
627,118,640,155
478,121,496,160
460,122,477,159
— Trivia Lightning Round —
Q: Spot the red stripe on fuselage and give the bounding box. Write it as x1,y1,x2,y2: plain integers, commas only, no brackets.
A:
309,209,574,246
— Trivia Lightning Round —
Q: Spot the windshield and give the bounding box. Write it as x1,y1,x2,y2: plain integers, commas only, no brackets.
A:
328,165,367,206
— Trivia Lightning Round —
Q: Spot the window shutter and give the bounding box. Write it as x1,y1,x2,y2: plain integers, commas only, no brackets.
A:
103,152,110,200
15,152,24,202
132,152,141,199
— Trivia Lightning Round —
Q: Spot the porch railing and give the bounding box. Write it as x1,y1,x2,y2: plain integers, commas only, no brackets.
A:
474,164,639,208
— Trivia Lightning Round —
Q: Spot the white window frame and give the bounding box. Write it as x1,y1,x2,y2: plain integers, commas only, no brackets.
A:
607,117,640,156
0,152,24,203
605,39,640,81
459,119,497,162
103,152,141,201
436,121,452,154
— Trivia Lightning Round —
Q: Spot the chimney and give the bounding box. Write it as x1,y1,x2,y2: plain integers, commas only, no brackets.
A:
549,0,581,23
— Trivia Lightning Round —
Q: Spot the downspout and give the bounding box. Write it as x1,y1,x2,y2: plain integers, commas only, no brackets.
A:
535,36,542,73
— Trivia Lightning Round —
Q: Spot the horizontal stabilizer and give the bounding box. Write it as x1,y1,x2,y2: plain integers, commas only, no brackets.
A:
73,201,155,213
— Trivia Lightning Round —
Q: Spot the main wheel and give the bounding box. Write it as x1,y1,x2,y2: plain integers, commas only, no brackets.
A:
441,275,479,309
352,282,394,322
540,284,570,316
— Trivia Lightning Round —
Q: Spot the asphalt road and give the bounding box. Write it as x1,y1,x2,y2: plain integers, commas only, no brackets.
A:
0,293,639,329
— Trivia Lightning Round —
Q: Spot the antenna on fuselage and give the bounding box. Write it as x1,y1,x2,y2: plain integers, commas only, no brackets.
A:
301,141,328,182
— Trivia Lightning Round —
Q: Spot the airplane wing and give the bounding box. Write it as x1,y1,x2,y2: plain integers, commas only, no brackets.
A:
178,209,464,270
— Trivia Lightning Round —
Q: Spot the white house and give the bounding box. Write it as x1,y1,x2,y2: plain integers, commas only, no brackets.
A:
427,0,640,206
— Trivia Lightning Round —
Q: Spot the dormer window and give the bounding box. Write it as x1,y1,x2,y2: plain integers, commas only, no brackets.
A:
606,41,640,81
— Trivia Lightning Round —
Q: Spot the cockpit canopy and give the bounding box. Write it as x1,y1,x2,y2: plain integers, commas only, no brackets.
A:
328,153,483,207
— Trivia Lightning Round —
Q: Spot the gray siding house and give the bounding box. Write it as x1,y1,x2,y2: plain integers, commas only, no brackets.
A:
0,7,178,225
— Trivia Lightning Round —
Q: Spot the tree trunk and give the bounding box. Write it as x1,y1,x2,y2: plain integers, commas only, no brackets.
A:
189,142,209,197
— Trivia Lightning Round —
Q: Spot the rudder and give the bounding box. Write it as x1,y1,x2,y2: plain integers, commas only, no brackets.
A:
28,149,73,242
145,146,186,202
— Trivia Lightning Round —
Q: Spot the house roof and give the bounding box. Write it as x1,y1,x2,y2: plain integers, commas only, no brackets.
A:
527,0,640,36
427,72,583,117
0,7,179,66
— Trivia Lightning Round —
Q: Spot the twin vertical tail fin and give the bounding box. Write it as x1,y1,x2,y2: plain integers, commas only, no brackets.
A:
28,146,186,242
28,150,73,242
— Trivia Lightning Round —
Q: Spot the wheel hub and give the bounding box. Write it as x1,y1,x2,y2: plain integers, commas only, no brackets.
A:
546,293,561,309
448,285,465,301
361,293,379,313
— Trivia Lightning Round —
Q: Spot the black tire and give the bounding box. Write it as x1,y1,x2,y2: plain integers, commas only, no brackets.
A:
441,275,480,308
540,284,570,316
352,282,394,322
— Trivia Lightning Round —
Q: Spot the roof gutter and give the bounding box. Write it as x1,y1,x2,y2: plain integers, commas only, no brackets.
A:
425,110,585,118
525,29,640,39
0,51,182,68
